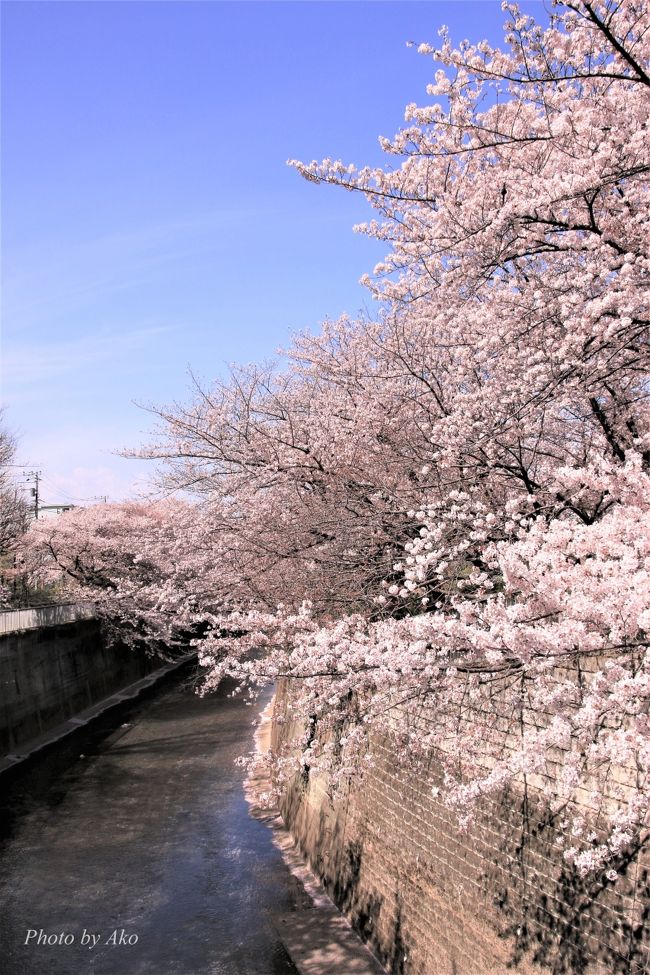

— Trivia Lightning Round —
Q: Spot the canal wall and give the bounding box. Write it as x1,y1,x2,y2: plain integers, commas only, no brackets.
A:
272,680,650,975
0,617,155,754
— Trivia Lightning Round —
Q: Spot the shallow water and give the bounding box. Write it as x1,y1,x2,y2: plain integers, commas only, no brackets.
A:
0,673,300,974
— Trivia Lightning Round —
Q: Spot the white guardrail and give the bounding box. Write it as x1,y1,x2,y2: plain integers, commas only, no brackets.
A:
0,602,95,636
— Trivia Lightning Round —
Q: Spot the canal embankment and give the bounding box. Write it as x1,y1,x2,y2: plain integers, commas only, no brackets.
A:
246,700,386,975
0,607,160,758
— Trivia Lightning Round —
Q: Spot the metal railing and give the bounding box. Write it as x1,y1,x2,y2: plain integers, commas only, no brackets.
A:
0,602,95,636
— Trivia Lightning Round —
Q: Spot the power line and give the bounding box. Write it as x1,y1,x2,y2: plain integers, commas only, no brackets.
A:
37,476,86,502
38,475,108,505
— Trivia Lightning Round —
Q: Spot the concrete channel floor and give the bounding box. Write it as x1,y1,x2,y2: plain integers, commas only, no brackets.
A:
0,672,385,975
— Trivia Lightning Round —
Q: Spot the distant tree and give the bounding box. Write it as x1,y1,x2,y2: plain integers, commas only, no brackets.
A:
21,499,219,656
0,415,29,604
0,416,28,551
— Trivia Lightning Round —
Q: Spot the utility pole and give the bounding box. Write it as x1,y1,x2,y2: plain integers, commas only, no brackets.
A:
26,470,41,520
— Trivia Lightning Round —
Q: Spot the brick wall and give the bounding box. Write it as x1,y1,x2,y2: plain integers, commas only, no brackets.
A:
272,680,650,975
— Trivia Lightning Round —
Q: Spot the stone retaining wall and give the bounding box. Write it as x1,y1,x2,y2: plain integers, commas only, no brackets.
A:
272,681,650,975
0,619,155,754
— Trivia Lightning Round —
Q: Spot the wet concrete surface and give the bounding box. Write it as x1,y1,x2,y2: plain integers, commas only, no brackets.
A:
0,672,301,975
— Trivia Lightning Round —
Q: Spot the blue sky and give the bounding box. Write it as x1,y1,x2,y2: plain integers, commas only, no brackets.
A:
1,0,544,505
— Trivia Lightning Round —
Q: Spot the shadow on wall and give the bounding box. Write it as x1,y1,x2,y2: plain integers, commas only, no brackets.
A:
282,782,413,975
278,746,650,975
486,786,650,975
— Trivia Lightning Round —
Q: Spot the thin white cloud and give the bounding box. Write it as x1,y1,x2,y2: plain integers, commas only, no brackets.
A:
3,206,277,326
14,427,157,504
38,465,153,506
2,324,172,387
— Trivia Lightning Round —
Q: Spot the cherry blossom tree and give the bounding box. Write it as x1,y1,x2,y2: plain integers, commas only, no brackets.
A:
22,0,649,876
21,499,223,656
215,0,648,874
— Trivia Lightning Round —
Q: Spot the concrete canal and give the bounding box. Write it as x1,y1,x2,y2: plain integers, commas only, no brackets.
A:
0,670,302,974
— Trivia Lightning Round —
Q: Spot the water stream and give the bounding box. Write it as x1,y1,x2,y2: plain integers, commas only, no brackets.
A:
0,671,301,975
